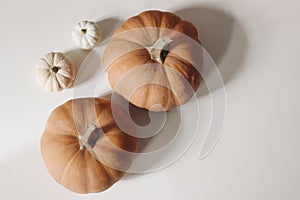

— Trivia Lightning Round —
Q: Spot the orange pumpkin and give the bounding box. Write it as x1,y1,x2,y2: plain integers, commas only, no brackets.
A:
40,98,138,193
103,10,203,111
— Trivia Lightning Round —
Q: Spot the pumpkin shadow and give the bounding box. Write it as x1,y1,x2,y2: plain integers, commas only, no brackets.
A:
65,49,101,87
100,93,182,180
123,104,182,180
174,4,248,97
96,17,123,42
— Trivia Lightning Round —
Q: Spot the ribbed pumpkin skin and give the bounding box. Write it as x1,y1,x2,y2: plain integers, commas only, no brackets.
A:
40,98,138,194
103,10,203,112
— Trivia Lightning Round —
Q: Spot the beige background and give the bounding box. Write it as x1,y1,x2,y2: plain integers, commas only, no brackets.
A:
0,0,299,199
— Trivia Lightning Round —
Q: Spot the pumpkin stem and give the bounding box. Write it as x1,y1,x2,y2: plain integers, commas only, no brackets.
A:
146,36,172,64
52,66,60,73
81,29,87,34
78,124,102,150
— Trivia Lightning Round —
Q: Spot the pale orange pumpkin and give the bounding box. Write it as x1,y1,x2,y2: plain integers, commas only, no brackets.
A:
103,10,203,112
40,98,138,194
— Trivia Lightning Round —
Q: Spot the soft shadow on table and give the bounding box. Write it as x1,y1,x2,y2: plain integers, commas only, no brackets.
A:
96,17,123,41
66,49,100,86
124,103,181,180
100,93,181,180
175,5,248,96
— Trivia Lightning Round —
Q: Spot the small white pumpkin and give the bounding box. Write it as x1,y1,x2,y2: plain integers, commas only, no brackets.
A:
72,21,101,50
35,52,76,92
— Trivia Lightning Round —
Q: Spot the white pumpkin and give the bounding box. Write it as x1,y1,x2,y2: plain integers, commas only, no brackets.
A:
72,21,101,50
35,52,76,92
